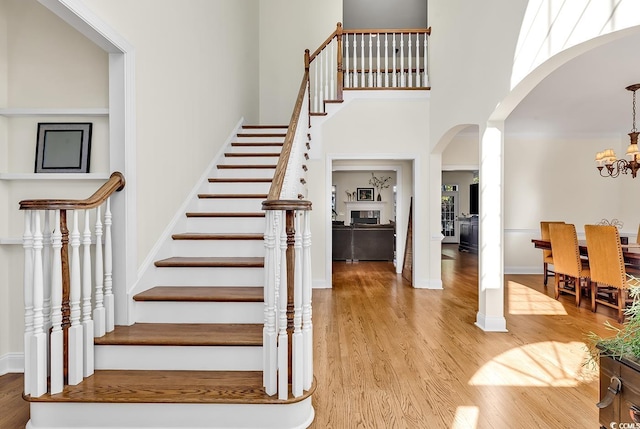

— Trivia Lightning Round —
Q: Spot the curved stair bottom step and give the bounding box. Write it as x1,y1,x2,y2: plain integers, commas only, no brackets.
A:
28,398,314,429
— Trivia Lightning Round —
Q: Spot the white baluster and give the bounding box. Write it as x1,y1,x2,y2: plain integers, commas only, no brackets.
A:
324,47,329,105
330,40,335,100
49,210,63,395
400,33,405,87
42,211,52,333
384,33,389,87
301,210,313,390
318,54,324,113
313,60,319,113
392,34,397,87
344,34,350,88
31,211,48,396
368,34,373,88
94,206,105,337
292,211,304,398
415,33,421,87
360,33,365,88
352,34,358,88
104,198,114,332
408,34,413,87
277,210,288,400
68,210,83,385
423,32,429,86
376,33,381,87
263,210,277,396
22,211,34,395
82,210,94,377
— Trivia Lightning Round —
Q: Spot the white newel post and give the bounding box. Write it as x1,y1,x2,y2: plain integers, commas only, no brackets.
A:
82,210,94,377
49,210,63,395
423,32,429,86
263,210,278,396
68,211,83,385
104,198,114,332
23,211,34,395
292,211,303,397
94,206,105,337
302,210,313,390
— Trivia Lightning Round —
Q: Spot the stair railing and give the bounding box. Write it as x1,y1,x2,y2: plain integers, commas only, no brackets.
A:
262,52,313,400
20,172,125,397
309,22,431,114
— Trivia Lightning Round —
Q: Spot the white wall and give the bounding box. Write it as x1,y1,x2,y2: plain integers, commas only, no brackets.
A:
258,0,342,124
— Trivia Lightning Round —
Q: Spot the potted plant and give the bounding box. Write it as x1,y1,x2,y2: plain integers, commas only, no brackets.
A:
587,276,640,427
369,173,392,201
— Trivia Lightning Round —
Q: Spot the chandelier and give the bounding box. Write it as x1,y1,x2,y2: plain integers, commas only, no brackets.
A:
595,83,640,178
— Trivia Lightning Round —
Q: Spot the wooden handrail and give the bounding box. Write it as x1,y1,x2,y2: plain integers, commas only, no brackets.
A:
265,57,310,203
20,172,125,210
343,27,431,35
309,29,339,63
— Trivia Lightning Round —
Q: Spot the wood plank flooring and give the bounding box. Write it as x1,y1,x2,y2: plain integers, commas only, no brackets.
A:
1,244,620,428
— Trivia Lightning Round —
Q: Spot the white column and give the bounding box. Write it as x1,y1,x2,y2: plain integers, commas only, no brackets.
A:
81,210,94,376
476,123,507,332
68,211,84,385
263,210,277,396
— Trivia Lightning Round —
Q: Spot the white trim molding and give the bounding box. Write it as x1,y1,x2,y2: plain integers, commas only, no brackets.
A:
475,312,508,332
0,353,24,375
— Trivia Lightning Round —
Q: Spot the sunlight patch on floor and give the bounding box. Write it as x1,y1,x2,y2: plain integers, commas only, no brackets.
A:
469,341,598,387
507,280,568,315
452,406,479,429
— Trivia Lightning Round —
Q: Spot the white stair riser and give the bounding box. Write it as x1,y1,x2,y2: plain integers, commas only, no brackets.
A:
197,198,264,212
171,239,264,257
235,136,285,143
29,399,315,429
241,128,288,133
205,182,272,194
229,145,284,154
185,217,265,233
216,168,276,179
221,156,280,165
95,345,262,371
155,267,264,286
135,301,263,324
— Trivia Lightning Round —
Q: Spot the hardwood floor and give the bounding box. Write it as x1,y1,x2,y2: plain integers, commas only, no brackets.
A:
1,245,618,428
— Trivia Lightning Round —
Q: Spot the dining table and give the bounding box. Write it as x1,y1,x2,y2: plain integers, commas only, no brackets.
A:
531,238,640,269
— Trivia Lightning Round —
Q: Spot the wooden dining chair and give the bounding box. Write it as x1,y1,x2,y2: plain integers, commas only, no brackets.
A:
540,221,565,286
548,223,590,307
584,224,631,323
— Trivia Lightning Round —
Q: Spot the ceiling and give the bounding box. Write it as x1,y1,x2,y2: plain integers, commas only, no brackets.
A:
506,31,640,137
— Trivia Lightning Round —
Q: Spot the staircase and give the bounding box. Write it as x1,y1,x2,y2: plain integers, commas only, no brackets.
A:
25,125,315,429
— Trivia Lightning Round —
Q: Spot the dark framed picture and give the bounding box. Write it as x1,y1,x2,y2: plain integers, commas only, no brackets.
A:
35,123,92,173
357,187,374,201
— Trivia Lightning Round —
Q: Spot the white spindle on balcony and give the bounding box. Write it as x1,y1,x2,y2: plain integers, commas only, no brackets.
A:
392,34,397,87
344,35,350,88
408,34,413,87
423,31,429,86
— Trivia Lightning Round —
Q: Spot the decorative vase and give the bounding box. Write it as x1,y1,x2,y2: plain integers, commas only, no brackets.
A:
377,193,382,201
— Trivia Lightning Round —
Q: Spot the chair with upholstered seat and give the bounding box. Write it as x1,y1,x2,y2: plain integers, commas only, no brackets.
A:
585,224,631,323
548,223,590,307
540,221,565,286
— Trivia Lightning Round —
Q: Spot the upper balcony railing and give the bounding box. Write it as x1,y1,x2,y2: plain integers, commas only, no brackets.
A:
309,23,431,114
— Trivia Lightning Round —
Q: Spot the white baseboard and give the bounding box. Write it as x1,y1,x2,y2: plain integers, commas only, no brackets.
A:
0,352,24,375
413,278,443,289
505,266,541,275
312,279,331,289
475,312,508,332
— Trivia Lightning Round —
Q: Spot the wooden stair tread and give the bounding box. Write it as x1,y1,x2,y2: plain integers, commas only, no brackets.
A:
185,212,265,218
95,323,262,346
217,164,277,169
231,142,284,147
208,178,272,183
155,257,264,268
171,233,263,240
197,193,268,199
134,286,264,302
25,370,314,404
